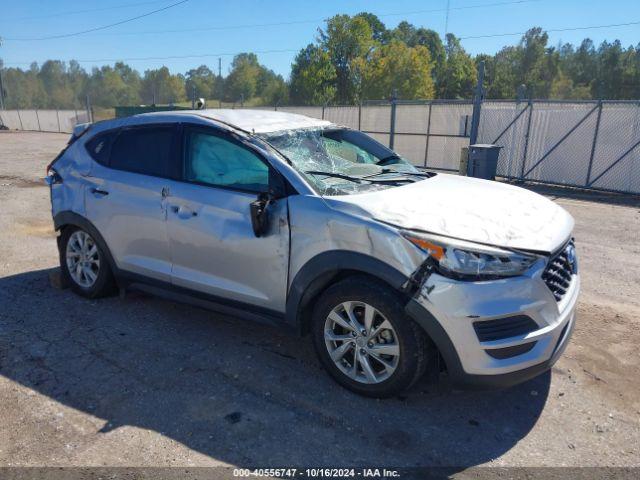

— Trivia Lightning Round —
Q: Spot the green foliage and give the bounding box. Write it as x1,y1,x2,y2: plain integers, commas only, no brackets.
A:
140,66,185,105
89,62,141,107
224,53,261,101
318,14,376,103
356,40,435,100
1,21,640,108
185,65,217,101
439,34,476,99
289,44,337,105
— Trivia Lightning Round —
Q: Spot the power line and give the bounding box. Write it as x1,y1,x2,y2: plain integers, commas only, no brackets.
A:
459,20,640,39
3,0,542,40
3,1,174,22
2,49,301,66
3,18,638,67
2,0,190,41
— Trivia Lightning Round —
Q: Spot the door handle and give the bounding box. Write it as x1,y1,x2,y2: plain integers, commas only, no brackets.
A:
90,188,109,196
171,205,197,218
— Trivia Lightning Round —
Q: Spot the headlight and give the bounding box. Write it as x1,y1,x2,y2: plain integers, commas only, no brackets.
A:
402,231,539,279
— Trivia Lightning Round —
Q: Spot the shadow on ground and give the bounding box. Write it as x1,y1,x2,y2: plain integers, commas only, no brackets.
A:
0,268,551,468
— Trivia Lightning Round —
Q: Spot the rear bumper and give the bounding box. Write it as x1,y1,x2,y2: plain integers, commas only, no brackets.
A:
405,265,579,390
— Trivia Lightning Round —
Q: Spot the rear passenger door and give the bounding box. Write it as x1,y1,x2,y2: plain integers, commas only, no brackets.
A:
84,124,179,282
166,125,290,313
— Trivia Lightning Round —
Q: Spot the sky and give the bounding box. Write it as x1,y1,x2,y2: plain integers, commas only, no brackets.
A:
1,0,639,78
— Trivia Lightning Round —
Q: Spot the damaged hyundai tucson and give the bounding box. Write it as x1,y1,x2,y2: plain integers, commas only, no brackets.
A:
47,109,579,397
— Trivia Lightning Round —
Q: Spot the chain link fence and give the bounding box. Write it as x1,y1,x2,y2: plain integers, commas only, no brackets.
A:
0,109,91,133
478,100,640,194
2,100,639,194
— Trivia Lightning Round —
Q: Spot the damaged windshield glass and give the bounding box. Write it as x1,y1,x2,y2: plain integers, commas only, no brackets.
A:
259,127,433,195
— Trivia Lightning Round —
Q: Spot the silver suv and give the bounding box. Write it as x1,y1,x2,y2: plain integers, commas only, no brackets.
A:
47,109,579,397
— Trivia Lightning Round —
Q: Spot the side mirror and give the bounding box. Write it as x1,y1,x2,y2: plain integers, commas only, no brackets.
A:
250,192,272,237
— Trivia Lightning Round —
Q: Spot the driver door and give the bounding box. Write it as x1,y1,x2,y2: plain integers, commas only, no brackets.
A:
166,125,290,313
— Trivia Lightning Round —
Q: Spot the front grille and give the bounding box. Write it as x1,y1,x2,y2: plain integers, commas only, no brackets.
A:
473,315,539,342
542,239,576,301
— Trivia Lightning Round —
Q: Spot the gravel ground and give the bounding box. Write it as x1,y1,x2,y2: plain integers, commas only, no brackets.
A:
0,131,639,470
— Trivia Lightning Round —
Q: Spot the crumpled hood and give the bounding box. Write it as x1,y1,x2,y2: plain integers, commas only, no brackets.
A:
328,173,574,253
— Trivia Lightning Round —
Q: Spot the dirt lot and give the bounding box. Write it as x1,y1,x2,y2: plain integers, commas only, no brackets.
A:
0,131,639,470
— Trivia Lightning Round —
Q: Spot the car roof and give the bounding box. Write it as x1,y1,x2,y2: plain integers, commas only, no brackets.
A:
138,108,333,134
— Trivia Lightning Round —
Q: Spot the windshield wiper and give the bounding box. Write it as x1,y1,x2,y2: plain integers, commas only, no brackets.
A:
363,168,433,179
305,170,414,185
305,170,363,183
376,154,402,166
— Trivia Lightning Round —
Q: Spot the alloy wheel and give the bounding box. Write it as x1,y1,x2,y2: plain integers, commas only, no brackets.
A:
66,230,100,288
324,301,400,384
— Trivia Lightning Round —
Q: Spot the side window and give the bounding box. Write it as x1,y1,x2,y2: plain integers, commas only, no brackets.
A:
85,131,115,166
184,130,269,192
109,126,175,178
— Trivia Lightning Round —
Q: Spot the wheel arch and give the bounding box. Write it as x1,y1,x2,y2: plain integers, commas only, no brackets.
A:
53,211,119,276
285,250,410,335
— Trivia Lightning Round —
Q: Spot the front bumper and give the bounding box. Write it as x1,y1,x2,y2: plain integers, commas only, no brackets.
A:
405,261,579,389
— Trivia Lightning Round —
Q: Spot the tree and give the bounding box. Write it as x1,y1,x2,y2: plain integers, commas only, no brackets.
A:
482,47,519,98
185,65,217,101
1,64,45,108
391,23,446,88
318,14,375,103
88,63,141,107
261,74,289,105
517,28,559,98
140,66,185,104
38,60,75,108
354,12,388,43
440,34,476,98
225,53,261,102
356,40,435,100
289,44,337,105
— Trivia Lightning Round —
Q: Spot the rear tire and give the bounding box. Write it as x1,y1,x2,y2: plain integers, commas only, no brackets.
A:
312,276,431,398
60,226,116,298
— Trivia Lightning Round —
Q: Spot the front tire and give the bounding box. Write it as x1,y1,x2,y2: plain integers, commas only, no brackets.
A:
312,276,431,398
60,226,115,298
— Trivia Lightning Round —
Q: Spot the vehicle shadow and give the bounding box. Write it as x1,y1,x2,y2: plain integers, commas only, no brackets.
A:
0,268,551,468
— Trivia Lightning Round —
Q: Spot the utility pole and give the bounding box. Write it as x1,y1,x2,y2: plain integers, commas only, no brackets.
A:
469,60,485,147
218,57,222,78
0,67,5,110
191,84,196,109
444,0,451,40
0,48,5,110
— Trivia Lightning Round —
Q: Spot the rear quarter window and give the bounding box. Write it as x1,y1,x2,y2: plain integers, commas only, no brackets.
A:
85,131,116,166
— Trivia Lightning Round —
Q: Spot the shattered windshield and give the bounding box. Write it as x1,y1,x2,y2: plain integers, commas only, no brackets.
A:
259,127,433,195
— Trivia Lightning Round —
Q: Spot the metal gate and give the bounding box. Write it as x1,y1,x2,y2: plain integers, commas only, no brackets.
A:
478,100,640,194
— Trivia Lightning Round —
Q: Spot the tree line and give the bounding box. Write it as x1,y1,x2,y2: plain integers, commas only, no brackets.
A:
1,12,639,110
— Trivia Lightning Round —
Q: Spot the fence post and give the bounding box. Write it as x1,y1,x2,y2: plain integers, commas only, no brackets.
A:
389,89,398,150
468,60,485,148
85,95,90,123
322,102,326,120
424,102,433,167
56,109,61,132
586,100,603,185
0,68,5,110
17,109,24,130
358,102,362,131
35,109,41,131
520,99,534,180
